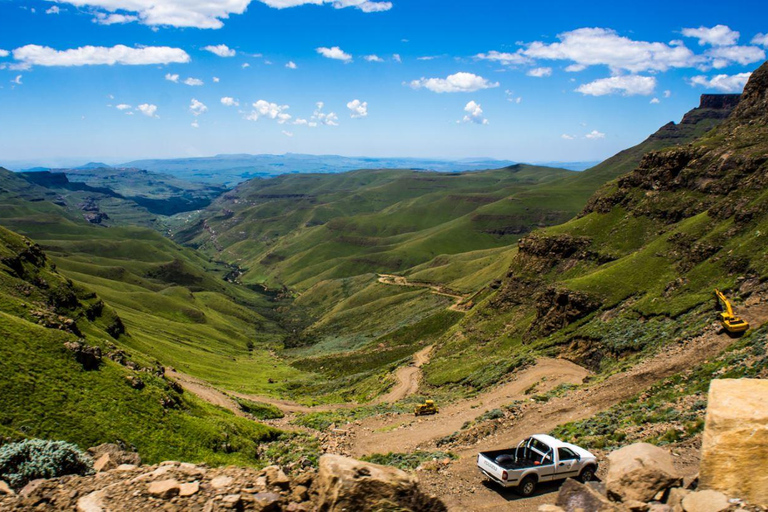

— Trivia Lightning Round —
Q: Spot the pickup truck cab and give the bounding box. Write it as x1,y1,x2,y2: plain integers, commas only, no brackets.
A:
477,434,597,497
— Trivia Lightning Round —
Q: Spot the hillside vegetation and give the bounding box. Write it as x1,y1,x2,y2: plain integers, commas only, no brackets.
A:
0,225,280,466
422,64,768,393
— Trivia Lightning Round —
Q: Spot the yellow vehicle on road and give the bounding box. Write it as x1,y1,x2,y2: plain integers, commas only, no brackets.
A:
414,400,439,416
714,289,750,334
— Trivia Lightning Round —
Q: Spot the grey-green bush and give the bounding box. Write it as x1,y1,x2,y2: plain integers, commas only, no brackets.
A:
0,439,93,489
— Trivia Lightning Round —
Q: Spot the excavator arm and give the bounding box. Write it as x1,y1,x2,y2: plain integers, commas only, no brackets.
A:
714,289,749,334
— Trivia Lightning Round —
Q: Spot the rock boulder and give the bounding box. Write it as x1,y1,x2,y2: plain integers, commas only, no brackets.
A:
606,443,681,502
699,379,768,507
313,454,446,512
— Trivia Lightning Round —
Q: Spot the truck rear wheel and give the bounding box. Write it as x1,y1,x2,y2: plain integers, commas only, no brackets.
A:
579,466,595,483
517,476,537,497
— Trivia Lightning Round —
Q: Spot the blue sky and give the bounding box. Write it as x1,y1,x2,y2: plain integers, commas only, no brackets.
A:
0,0,766,166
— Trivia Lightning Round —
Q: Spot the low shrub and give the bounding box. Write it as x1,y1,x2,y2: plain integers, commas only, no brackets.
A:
0,439,93,489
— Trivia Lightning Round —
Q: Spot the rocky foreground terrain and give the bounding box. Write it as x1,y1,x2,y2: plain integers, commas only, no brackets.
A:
1,378,765,512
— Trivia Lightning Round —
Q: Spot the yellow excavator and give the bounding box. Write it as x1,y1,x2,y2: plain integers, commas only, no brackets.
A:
714,289,750,334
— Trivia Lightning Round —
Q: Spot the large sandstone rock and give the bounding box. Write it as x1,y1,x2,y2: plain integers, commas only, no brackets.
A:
314,454,446,512
87,443,141,468
606,443,681,502
699,379,768,506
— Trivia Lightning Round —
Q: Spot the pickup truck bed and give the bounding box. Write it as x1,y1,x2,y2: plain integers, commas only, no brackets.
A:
478,449,541,470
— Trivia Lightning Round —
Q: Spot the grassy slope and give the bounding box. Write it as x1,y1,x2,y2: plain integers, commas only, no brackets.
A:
0,167,307,396
0,225,278,465
421,72,768,395
175,165,576,291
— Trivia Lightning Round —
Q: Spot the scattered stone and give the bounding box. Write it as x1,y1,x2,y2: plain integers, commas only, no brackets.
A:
555,478,622,512
263,465,291,490
210,475,234,489
249,492,281,511
77,489,107,512
148,479,181,499
314,454,447,512
682,490,730,512
0,481,14,496
63,341,102,370
291,484,309,502
179,481,200,497
606,443,682,502
93,453,117,473
699,379,768,507
667,487,691,511
221,493,242,509
87,443,141,467
125,375,145,390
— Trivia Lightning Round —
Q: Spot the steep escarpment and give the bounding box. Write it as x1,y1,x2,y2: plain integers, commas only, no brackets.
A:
424,61,768,391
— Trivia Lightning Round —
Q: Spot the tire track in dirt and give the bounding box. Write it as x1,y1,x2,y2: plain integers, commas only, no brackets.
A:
374,345,433,404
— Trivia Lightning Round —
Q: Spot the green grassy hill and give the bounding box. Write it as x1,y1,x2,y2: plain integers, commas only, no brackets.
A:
422,63,768,393
0,167,308,396
0,225,279,465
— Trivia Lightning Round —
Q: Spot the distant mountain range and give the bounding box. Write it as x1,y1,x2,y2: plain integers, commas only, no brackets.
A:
117,154,598,186
8,155,597,186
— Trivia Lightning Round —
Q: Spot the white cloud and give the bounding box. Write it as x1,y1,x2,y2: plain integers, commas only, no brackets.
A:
246,100,292,124
522,27,698,73
565,64,587,72
312,102,339,126
213,76,220,82
282,130,294,137
705,45,765,69
191,119,199,128
93,12,139,24
0,50,8,58
664,90,672,98
474,50,530,66
221,96,239,107
12,75,22,85
682,25,740,46
12,44,190,67
409,72,499,93
527,66,552,77
183,77,204,86
460,100,488,125
46,5,61,14
242,62,250,68
190,98,208,116
505,90,522,103
165,73,179,82
585,130,605,139
316,46,352,62
203,44,236,57
364,54,384,62
261,0,391,13
417,56,439,61
753,33,768,48
650,97,660,104
347,99,368,118
689,72,752,92
392,53,401,63
286,61,297,69
137,103,158,118
576,75,656,96
561,134,575,140
115,103,132,110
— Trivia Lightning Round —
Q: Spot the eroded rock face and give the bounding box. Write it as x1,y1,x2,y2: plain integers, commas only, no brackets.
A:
606,443,681,503
314,454,446,512
699,379,768,506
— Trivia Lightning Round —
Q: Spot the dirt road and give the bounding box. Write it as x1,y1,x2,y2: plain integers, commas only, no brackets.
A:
378,274,467,301
350,358,589,457
375,345,433,404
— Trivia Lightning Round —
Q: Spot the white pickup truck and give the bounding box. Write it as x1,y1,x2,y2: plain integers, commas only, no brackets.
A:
477,434,598,497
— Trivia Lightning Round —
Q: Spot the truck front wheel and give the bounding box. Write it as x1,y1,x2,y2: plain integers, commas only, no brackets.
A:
517,476,537,497
578,466,595,483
